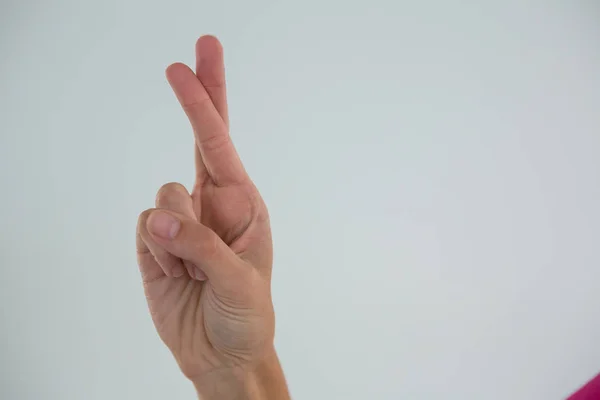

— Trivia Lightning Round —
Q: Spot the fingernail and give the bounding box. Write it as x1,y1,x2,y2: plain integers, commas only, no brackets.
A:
147,211,180,239
195,268,207,281
172,264,186,278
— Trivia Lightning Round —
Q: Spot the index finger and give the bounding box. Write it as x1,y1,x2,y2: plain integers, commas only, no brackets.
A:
166,63,247,187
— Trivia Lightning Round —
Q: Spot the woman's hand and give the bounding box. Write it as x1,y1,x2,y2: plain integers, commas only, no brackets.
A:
135,36,288,399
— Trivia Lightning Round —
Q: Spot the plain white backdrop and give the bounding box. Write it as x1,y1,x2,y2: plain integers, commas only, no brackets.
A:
1,1,599,399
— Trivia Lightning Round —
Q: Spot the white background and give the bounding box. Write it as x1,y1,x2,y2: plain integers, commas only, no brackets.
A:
1,1,599,399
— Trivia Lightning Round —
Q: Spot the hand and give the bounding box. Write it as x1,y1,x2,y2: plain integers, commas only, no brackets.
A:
135,36,284,397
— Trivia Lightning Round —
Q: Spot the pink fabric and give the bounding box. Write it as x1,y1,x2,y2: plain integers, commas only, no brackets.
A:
569,373,600,399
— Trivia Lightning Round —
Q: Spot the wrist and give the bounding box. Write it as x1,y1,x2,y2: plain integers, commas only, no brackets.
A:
191,346,289,400
191,366,260,400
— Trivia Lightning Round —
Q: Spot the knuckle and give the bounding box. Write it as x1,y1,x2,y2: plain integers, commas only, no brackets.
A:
199,230,221,258
181,96,212,113
199,132,230,153
201,79,225,89
155,182,188,205
137,208,156,233
138,208,155,225
186,226,221,262
136,208,156,240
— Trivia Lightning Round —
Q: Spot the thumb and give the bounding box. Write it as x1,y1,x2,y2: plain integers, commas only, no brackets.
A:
145,209,249,289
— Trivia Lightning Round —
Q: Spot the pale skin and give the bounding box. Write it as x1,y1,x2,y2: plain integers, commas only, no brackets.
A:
135,35,290,399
